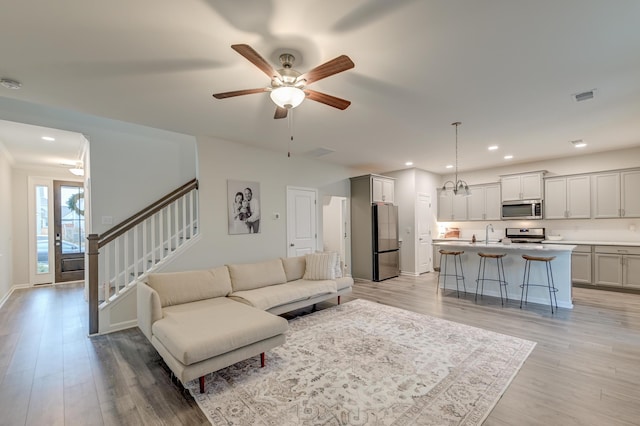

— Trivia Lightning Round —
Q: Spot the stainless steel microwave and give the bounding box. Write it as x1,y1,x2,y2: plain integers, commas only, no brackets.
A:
501,200,543,220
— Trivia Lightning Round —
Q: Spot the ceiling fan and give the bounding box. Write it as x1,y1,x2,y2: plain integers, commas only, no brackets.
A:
213,44,355,119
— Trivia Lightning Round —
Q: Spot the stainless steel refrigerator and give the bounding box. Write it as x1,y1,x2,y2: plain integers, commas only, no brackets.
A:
372,203,400,281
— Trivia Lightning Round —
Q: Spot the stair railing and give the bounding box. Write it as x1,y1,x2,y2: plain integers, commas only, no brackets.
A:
88,179,199,334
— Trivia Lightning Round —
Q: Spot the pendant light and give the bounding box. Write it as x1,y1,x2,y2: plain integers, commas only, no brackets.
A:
441,121,471,197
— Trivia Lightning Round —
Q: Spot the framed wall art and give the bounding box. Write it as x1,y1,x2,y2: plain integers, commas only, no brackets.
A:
227,180,261,234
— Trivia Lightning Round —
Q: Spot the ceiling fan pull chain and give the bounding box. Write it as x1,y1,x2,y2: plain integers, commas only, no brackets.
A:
288,109,294,157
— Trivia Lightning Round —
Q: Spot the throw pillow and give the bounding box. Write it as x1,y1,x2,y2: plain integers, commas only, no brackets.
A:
317,250,343,278
303,252,337,280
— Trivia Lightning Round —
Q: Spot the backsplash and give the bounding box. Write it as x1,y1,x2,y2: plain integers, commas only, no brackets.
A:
438,218,640,243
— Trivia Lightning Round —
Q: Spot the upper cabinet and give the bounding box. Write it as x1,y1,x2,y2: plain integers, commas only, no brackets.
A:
467,184,501,221
500,172,545,201
351,174,395,205
371,175,395,204
437,191,468,221
544,175,591,219
622,170,640,217
593,170,640,218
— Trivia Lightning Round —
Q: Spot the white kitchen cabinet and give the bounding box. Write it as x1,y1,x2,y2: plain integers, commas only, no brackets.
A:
467,184,501,220
371,175,395,204
437,192,467,221
571,245,592,285
592,173,621,218
621,170,640,217
626,254,640,288
593,170,640,218
500,172,544,201
544,175,590,219
594,246,640,288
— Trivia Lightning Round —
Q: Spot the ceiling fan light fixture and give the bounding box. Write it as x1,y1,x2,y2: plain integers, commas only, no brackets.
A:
270,86,305,109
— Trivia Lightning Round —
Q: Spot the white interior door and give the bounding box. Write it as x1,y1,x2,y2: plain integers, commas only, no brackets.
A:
286,187,317,257
417,193,433,274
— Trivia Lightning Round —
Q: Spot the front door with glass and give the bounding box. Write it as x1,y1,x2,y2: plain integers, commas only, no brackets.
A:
53,181,85,282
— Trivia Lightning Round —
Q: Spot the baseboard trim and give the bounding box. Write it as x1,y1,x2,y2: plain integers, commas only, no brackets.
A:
0,283,31,310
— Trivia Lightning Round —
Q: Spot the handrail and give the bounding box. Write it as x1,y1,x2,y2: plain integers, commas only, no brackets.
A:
99,178,198,246
88,178,199,334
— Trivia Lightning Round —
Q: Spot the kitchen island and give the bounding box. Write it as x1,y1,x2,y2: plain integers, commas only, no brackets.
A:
433,241,576,309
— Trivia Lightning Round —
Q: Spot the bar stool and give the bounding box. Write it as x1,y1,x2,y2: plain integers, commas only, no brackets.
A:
475,253,508,305
520,255,559,314
438,250,466,297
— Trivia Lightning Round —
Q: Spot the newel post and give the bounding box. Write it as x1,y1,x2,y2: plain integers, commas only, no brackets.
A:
88,234,100,335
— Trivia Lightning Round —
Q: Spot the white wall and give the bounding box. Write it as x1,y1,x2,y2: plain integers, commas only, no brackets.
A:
162,135,354,272
0,143,13,301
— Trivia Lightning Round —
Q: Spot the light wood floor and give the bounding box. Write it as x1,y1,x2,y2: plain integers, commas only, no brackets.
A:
1,274,639,425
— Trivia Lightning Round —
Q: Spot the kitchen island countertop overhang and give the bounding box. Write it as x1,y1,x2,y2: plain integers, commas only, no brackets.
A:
434,241,576,309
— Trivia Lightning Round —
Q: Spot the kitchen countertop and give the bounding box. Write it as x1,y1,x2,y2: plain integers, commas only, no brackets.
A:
433,241,575,252
434,238,640,247
542,240,640,247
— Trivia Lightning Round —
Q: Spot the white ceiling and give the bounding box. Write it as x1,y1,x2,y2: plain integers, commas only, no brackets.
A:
1,0,639,174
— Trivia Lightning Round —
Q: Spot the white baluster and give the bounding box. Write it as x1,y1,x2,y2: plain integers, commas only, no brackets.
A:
133,223,139,281
151,214,156,266
114,236,120,295
104,244,111,303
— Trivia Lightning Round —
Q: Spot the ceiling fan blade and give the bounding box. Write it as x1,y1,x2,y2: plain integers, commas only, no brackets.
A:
274,107,288,119
304,89,351,110
298,55,355,85
231,44,282,80
212,88,268,99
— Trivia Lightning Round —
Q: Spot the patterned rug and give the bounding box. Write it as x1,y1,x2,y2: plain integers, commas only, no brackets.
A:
187,299,536,425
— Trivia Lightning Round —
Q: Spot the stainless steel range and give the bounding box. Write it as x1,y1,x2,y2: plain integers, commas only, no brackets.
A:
505,227,545,243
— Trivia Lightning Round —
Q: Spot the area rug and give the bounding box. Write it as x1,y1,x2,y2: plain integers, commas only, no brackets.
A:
186,299,536,425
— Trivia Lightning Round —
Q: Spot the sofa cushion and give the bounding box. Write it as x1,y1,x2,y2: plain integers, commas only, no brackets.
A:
228,259,287,292
147,266,232,307
303,252,337,280
281,256,306,282
152,297,288,366
229,280,337,311
336,276,354,291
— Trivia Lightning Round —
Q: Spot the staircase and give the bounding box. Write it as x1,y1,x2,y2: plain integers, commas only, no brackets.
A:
87,179,199,334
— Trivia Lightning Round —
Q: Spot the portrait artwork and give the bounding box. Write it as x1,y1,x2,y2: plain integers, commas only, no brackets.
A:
227,180,261,234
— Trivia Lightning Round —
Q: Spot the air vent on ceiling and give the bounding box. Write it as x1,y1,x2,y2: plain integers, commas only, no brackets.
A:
573,90,595,102
305,147,335,157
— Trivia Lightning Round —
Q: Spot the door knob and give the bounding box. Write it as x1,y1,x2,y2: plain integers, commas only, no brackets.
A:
290,243,295,247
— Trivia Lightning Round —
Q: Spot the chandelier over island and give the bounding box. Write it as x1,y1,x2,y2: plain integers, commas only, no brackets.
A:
441,121,471,197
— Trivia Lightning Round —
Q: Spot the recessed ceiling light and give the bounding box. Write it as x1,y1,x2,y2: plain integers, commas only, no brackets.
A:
0,78,22,90
405,161,413,166
488,145,498,151
504,155,513,160
42,136,55,141
445,164,453,169
570,139,587,148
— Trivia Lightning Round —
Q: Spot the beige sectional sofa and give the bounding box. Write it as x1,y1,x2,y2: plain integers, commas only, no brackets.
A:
137,254,353,393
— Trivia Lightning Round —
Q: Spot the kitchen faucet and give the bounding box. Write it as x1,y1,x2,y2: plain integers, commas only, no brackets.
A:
485,223,494,245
